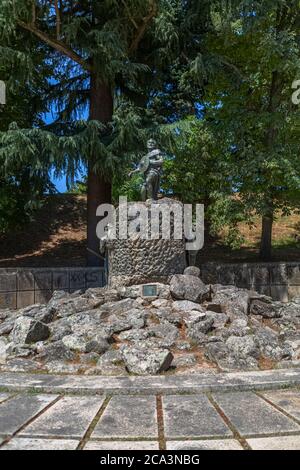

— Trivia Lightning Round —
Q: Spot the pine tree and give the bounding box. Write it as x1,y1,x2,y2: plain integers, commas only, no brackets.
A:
0,0,178,265
0,19,54,234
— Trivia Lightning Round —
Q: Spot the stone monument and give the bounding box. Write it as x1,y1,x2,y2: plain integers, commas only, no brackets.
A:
104,140,187,288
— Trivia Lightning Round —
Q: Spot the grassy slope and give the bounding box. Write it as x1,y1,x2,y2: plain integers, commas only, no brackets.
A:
0,194,299,267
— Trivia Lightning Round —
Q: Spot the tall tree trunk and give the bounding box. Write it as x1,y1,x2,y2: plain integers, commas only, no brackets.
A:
259,213,273,261
258,68,282,263
87,75,113,266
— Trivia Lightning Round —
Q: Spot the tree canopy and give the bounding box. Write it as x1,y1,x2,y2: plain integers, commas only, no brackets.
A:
0,0,299,261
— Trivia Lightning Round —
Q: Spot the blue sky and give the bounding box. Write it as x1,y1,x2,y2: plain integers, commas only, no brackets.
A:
45,110,87,193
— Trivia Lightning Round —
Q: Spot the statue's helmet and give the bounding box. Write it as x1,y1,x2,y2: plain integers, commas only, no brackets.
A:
147,138,157,149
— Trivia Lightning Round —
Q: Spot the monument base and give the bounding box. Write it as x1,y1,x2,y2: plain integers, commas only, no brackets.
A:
106,198,187,288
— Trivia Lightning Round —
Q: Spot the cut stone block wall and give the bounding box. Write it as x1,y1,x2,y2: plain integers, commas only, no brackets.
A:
0,268,106,309
0,262,299,309
199,262,300,302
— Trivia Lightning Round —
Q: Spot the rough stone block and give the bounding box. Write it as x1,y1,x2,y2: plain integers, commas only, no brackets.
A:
70,271,85,290
288,285,300,301
85,270,103,288
270,264,288,285
0,273,17,292
218,266,235,286
53,271,69,290
17,271,34,291
234,264,250,288
34,271,52,290
249,265,270,288
270,285,289,302
287,265,300,286
34,290,52,305
254,285,271,297
0,292,17,309
200,264,219,285
17,291,35,309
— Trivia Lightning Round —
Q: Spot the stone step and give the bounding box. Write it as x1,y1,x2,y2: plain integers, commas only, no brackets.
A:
1,368,300,395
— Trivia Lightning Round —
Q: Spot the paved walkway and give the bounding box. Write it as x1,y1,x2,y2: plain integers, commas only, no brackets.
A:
0,370,300,450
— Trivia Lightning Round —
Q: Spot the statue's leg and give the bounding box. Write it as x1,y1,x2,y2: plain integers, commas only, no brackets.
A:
146,174,155,200
141,183,147,202
154,175,160,200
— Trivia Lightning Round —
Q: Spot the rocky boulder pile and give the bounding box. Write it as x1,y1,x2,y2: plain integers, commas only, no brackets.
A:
0,267,300,376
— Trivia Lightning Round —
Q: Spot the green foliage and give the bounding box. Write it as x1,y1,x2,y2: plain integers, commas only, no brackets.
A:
203,0,300,218
1,0,299,257
69,177,87,195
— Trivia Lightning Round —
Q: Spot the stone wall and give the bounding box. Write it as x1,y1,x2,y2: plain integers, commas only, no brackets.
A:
199,262,300,302
0,268,106,309
1,262,299,309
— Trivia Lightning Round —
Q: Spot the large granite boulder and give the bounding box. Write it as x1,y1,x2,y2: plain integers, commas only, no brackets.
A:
10,317,50,344
120,344,174,375
170,274,210,303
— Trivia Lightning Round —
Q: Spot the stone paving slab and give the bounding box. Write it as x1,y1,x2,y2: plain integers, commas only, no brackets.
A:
0,393,10,404
247,436,300,450
85,441,159,450
163,395,232,439
1,369,300,395
166,440,243,450
262,389,300,421
213,391,300,436
0,394,57,436
20,396,105,439
92,396,157,439
1,437,79,450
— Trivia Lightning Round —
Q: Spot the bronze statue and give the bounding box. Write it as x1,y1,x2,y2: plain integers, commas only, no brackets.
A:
129,139,164,201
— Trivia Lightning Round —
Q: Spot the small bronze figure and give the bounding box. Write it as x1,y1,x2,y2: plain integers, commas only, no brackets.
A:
129,139,164,201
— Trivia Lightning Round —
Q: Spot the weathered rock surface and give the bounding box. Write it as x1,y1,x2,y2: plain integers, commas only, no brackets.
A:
62,334,87,353
250,299,281,319
10,317,50,344
120,344,174,375
0,337,9,364
183,266,201,277
0,277,299,376
170,274,210,303
37,341,76,362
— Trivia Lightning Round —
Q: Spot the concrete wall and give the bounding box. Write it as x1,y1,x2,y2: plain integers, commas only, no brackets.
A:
1,262,299,309
200,262,300,302
0,268,106,309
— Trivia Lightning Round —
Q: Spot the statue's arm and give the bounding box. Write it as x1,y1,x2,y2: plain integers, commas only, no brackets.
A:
151,156,164,167
128,167,140,178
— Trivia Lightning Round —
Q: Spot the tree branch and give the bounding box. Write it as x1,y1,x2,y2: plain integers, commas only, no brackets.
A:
121,0,138,29
54,0,61,39
31,1,36,25
18,20,91,71
129,0,158,54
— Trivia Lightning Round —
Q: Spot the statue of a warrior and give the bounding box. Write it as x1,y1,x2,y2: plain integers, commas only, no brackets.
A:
129,139,164,201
